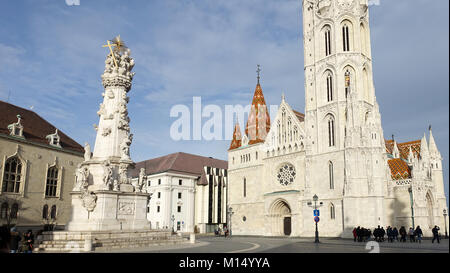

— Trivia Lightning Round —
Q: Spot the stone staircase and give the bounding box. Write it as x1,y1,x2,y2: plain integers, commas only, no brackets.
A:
36,229,188,252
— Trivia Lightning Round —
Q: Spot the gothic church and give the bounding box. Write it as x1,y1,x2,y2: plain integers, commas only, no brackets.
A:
227,0,448,238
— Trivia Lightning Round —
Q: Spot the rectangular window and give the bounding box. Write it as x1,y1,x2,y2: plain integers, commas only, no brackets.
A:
178,192,182,199
157,206,160,213
158,179,161,185
179,179,182,186
158,192,161,198
148,181,151,187
177,206,181,213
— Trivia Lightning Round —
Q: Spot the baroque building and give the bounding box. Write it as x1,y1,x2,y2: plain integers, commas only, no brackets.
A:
227,0,448,238
131,152,228,234
0,100,84,230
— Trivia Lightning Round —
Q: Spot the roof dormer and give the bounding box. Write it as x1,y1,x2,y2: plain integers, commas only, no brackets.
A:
7,115,25,138
46,129,61,148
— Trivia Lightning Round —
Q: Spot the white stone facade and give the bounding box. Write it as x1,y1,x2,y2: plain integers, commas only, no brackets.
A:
228,0,448,238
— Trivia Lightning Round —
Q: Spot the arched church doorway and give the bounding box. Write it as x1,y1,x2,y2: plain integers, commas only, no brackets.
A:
269,199,292,236
426,191,434,229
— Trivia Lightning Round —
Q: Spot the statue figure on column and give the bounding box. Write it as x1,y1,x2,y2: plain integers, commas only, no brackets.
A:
84,142,92,161
120,134,133,160
74,164,90,192
103,160,114,190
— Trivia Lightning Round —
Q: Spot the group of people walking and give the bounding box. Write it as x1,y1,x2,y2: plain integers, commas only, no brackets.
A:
353,225,442,244
0,226,35,253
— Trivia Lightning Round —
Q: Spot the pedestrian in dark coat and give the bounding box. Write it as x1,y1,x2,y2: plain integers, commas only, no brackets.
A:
9,227,21,253
399,226,407,242
415,226,423,244
352,227,357,242
432,226,440,244
392,227,399,241
23,230,34,253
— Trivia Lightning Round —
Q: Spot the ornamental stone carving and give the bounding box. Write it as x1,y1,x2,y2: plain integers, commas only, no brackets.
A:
118,202,135,215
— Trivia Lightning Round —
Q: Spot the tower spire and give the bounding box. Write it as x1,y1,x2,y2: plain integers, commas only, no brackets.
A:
256,64,261,85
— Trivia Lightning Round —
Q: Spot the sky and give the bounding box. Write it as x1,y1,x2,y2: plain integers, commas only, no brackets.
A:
0,0,448,202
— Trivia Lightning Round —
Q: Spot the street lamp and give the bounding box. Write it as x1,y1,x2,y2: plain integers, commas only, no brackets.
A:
307,194,323,244
408,187,415,228
171,214,175,233
443,209,448,239
227,207,234,238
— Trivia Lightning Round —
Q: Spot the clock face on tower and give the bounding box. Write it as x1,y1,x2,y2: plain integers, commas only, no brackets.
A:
277,164,296,186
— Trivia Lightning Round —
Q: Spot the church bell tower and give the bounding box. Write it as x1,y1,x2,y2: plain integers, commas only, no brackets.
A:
302,0,388,237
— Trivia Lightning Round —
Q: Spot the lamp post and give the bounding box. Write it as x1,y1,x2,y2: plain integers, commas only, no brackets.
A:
171,214,175,233
227,207,234,238
308,194,323,244
408,187,415,228
444,209,448,239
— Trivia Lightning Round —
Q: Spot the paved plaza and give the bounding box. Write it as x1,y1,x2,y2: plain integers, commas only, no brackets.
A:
104,235,449,254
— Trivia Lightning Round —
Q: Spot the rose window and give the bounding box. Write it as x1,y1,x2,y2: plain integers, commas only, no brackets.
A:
277,164,296,186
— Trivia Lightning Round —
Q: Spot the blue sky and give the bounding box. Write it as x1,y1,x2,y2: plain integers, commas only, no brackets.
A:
0,0,448,201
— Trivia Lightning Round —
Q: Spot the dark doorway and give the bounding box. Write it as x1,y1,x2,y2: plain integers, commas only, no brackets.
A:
284,217,291,236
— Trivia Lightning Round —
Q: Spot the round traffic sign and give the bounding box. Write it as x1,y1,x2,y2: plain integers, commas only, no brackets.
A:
314,216,320,223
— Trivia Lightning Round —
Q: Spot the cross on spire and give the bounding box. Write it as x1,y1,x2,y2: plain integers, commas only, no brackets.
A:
256,64,261,84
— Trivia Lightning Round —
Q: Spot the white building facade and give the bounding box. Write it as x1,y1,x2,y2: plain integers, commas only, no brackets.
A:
227,0,448,238
131,152,228,234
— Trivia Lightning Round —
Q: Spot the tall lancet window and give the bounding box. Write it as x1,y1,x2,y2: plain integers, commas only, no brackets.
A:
243,178,247,198
328,116,335,147
345,70,351,99
325,28,332,56
343,24,350,52
326,73,333,102
329,161,334,189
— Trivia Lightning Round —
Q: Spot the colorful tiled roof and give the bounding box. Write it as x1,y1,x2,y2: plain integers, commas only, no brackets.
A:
387,158,411,180
293,110,305,123
245,83,271,145
229,123,242,151
385,139,421,160
0,100,84,154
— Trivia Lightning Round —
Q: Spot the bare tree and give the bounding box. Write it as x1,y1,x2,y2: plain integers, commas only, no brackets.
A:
0,195,27,230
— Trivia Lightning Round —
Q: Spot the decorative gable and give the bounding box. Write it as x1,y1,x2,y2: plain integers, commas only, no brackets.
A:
7,115,24,138
46,129,61,148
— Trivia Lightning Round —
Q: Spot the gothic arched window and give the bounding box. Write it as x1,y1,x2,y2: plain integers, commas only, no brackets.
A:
42,204,49,220
330,203,336,220
2,156,22,193
326,73,333,102
343,24,350,52
45,166,59,197
50,205,57,220
329,161,334,189
327,116,335,147
324,27,332,56
10,203,18,219
345,70,351,98
0,203,8,219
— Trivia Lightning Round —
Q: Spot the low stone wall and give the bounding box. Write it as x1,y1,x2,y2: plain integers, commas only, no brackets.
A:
36,229,188,252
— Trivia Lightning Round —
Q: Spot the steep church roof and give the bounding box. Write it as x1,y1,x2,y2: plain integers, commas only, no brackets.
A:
293,110,305,123
387,158,412,180
229,122,242,151
0,100,84,154
245,82,271,145
385,139,421,160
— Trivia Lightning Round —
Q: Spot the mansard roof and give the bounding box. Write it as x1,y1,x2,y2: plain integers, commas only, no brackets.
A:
385,139,421,160
387,158,411,180
0,100,84,154
131,152,227,186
